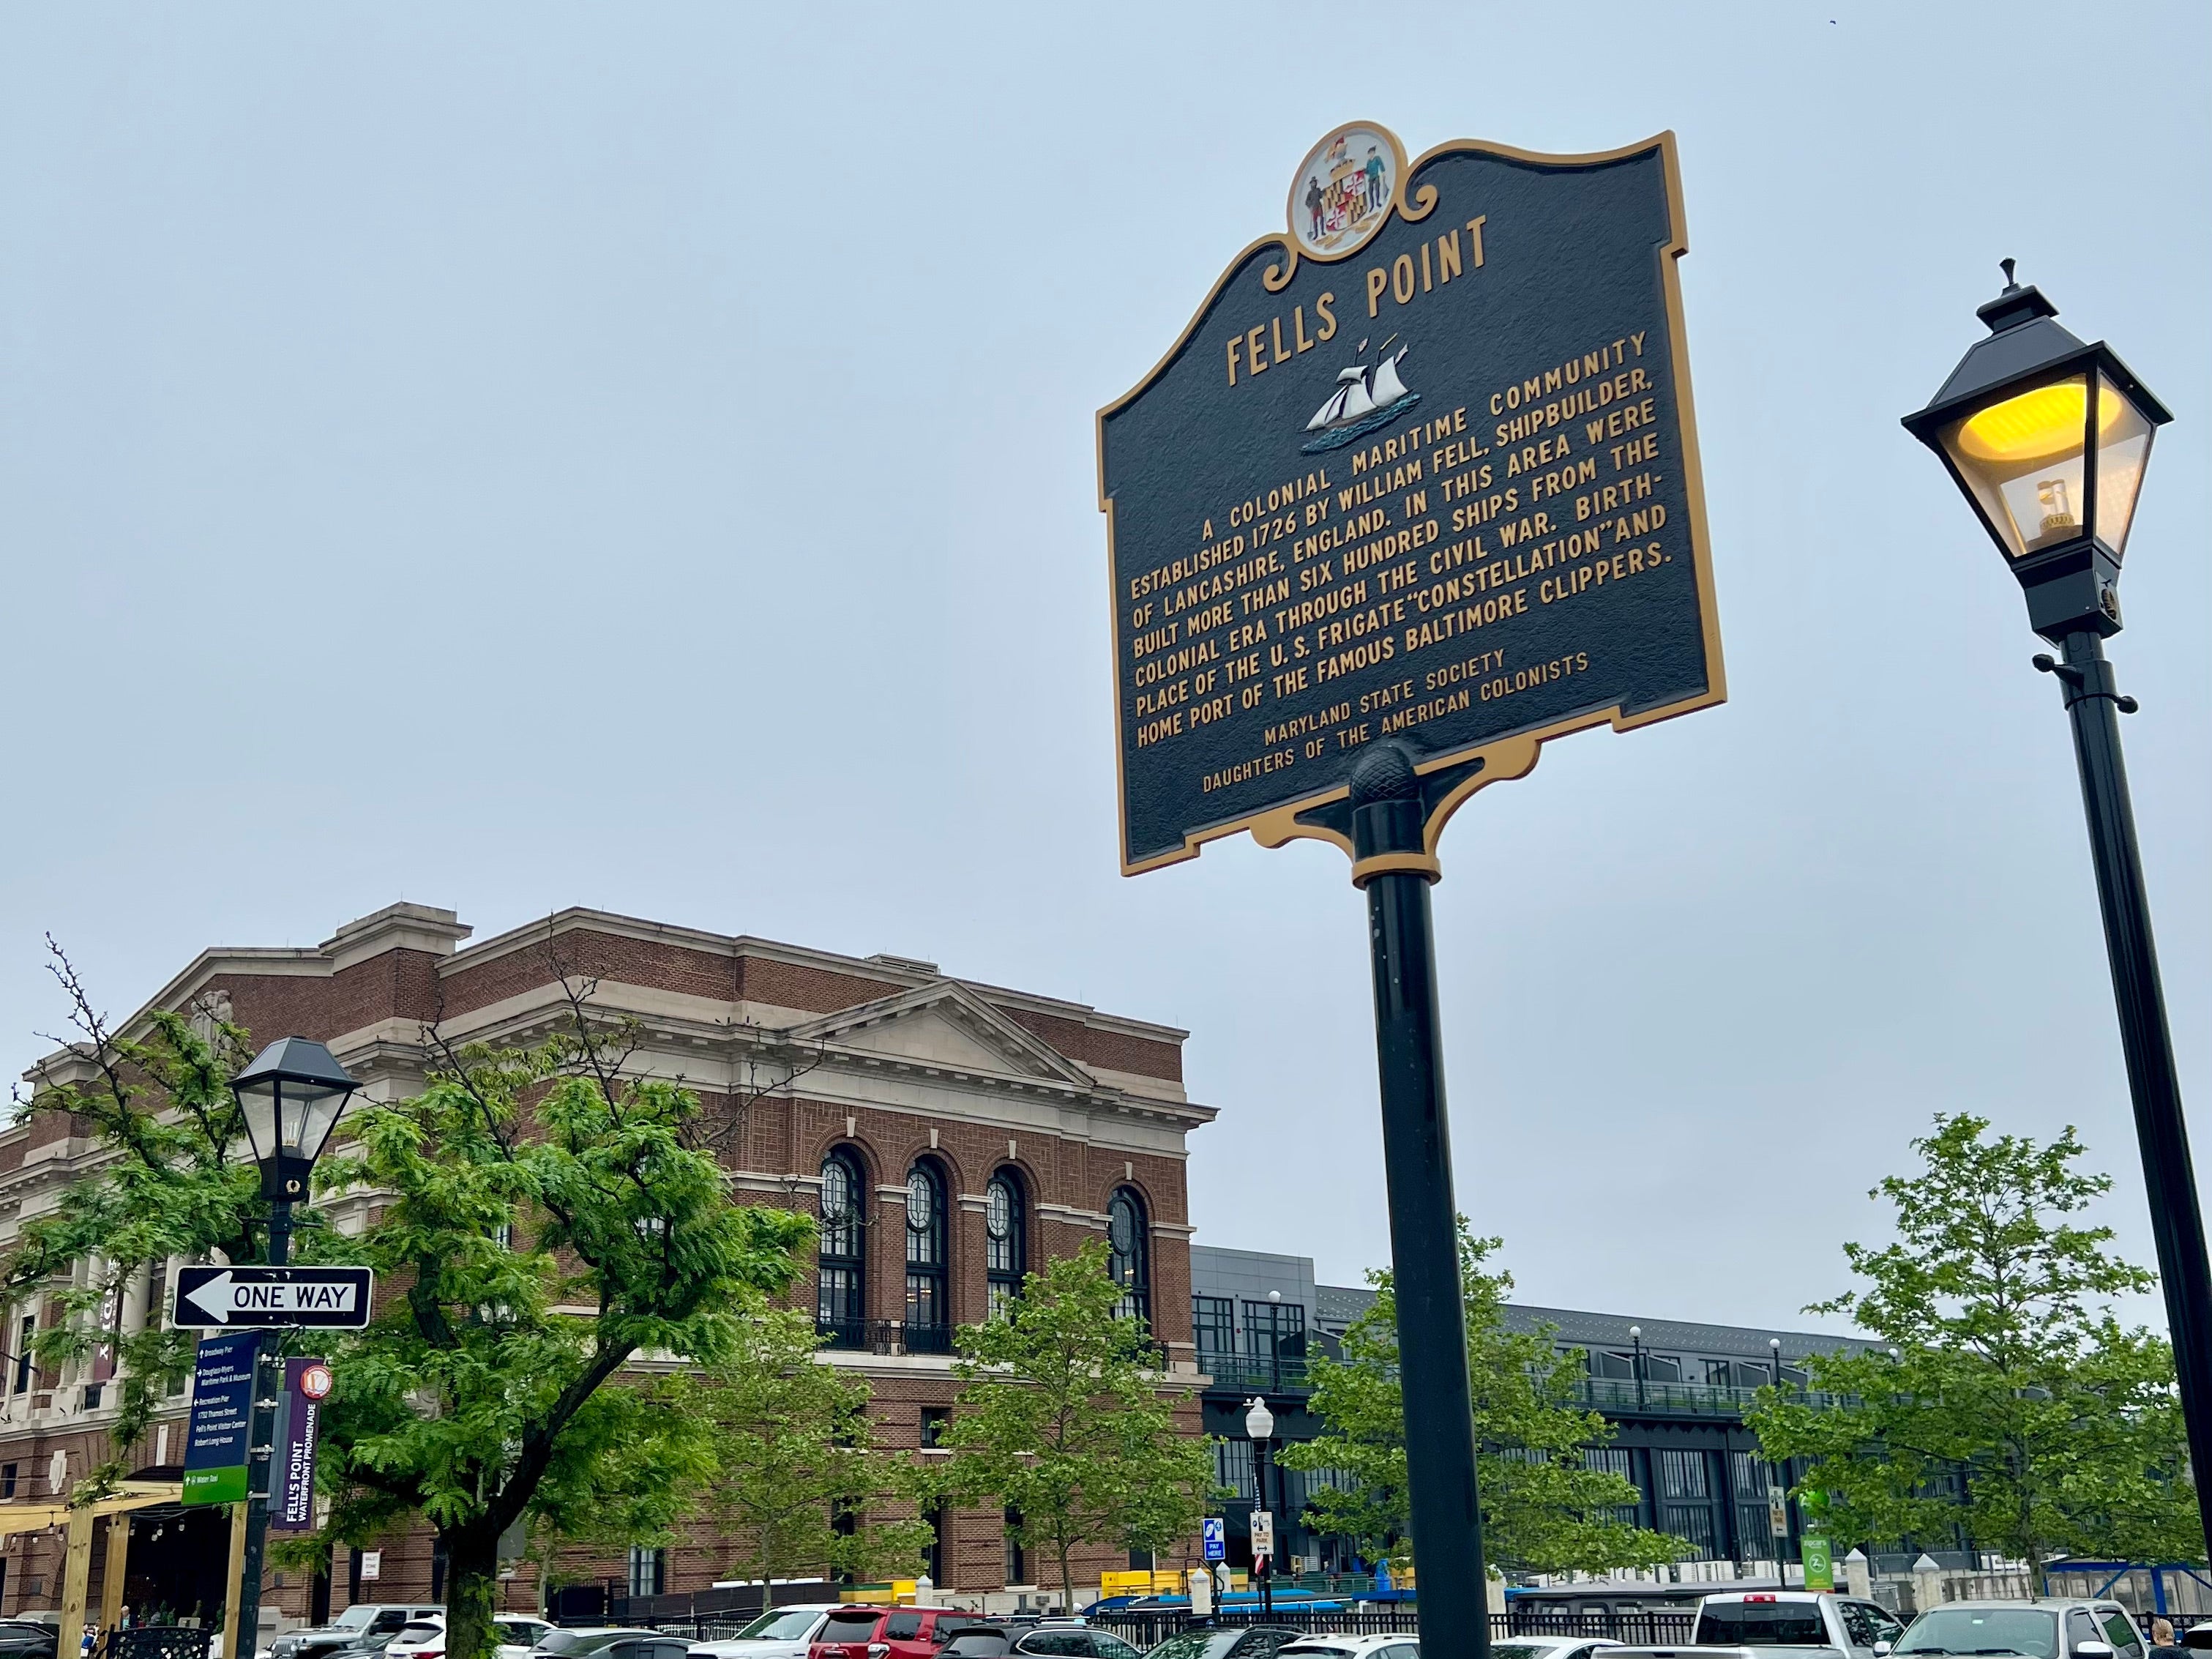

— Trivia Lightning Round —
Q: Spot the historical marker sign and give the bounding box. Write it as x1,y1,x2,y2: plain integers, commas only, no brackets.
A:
1099,124,1722,873
173,1265,374,1329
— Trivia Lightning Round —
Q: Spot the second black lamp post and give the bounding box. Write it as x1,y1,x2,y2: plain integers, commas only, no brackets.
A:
227,1037,358,1659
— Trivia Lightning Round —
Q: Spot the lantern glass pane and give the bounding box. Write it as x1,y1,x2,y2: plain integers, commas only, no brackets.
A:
235,1078,280,1163
1943,375,2117,559
2093,370,2155,555
291,1081,350,1160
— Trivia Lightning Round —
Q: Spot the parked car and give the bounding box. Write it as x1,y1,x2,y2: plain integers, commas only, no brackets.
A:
1278,1639,1421,1659
942,1636,1015,1659
1892,1601,2146,1659
809,1609,1004,1659
1012,1625,1145,1659
690,1606,842,1659
274,1608,446,1659
496,1620,555,1659
533,1634,665,1659
1491,1640,1618,1659
1136,1630,1307,1659
0,1622,57,1659
386,1622,446,1659
1614,1590,1904,1659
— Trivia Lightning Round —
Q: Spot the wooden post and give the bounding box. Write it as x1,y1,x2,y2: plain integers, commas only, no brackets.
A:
222,1502,248,1659
60,1507,95,1651
99,1513,130,1637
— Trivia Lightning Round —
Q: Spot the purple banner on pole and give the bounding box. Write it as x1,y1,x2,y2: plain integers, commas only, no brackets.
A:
272,1358,332,1531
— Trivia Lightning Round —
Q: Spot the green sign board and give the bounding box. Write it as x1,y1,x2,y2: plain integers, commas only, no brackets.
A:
1801,1532,1834,1592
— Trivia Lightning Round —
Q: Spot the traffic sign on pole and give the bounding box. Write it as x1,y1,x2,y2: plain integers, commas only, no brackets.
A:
1202,1516,1226,1562
172,1267,374,1329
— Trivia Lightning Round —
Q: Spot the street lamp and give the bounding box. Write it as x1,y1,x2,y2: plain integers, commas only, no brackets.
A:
232,1036,359,1231
1244,1396,1277,1614
1905,262,2212,1569
227,1037,356,1659
1629,1325,1645,1409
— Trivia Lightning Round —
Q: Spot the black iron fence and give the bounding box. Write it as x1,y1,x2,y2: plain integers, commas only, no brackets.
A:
1090,1606,1698,1649
105,1630,217,1659
815,1318,955,1356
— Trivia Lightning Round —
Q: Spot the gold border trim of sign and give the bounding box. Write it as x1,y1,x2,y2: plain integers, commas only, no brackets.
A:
1096,128,1727,881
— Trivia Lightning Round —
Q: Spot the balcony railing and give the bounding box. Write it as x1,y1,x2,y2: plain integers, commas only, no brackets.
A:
1201,1352,1312,1393
1571,1376,1853,1417
815,1319,955,1357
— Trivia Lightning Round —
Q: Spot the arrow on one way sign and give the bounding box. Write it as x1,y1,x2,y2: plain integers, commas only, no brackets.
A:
173,1266,375,1330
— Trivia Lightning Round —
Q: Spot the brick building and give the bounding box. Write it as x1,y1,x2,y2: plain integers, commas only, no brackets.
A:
0,902,1215,1622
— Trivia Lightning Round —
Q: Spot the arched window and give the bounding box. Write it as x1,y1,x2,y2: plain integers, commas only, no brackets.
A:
985,1170,1026,1318
1107,1188,1150,1326
818,1149,865,1347
904,1160,949,1350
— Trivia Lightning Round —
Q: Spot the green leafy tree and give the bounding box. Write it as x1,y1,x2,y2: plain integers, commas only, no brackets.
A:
1748,1114,2193,1582
3,947,270,1494
305,1007,816,1659
944,1242,1213,1607
1280,1222,1681,1573
687,1306,933,1604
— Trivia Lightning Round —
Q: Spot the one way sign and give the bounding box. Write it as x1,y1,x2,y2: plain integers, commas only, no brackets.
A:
173,1267,375,1330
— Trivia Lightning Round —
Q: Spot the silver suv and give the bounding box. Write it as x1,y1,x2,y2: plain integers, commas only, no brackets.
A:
1892,1600,2145,1659
272,1609,445,1659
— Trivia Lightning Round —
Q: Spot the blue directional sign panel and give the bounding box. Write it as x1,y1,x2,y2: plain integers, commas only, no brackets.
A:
1099,124,1723,873
182,1330,258,1505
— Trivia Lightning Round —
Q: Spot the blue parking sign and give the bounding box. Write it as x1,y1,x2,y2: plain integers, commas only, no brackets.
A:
1202,1516,1225,1562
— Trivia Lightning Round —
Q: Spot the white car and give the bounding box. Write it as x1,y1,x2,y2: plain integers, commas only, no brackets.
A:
687,1607,843,1659
1490,1640,1624,1659
387,1622,445,1659
496,1621,556,1659
1279,1639,1421,1659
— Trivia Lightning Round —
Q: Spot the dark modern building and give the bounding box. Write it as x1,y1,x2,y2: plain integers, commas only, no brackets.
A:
1194,1244,1887,1576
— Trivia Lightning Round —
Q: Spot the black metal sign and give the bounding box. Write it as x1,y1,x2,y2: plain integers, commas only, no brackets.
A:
173,1264,374,1329
1099,124,1723,875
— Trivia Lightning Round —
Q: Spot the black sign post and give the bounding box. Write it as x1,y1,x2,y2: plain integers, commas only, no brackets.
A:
1099,126,1722,1649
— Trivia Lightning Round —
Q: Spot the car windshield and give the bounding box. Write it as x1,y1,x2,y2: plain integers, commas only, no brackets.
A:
1492,1647,1561,1659
396,1628,442,1644
733,1613,823,1643
335,1613,384,1633
1697,1604,1831,1647
1897,1609,2060,1659
1144,1636,1237,1659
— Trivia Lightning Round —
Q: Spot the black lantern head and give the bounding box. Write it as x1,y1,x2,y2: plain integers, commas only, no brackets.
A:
1904,263,2170,641
231,1036,358,1201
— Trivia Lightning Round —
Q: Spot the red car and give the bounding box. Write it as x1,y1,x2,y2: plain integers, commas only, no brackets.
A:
810,1609,1003,1659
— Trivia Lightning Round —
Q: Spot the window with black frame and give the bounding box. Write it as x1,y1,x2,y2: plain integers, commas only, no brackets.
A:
985,1169,1025,1317
817,1150,866,1347
905,1161,949,1349
1106,1188,1150,1326
1192,1295,1235,1362
1242,1299,1307,1384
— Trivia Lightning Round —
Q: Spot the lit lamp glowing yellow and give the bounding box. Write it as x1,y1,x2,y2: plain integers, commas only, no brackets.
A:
1905,262,2170,640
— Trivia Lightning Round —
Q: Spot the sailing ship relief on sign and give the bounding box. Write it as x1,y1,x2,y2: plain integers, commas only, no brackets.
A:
1097,124,1725,876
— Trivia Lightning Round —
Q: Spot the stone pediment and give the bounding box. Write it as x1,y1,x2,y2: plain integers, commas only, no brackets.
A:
788,983,1093,1089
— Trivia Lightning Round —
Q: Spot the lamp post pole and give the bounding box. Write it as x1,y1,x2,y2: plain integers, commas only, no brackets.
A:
223,1037,357,1659
1631,1326,1645,1410
1353,747,1490,1658
231,1204,291,1659
2041,625,2212,1565
1244,1398,1277,1617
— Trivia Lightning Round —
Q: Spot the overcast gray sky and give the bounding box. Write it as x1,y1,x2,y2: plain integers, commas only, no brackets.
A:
4,3,2206,1336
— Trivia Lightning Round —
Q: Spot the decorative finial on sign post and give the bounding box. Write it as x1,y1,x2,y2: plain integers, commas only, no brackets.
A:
2000,256,2018,292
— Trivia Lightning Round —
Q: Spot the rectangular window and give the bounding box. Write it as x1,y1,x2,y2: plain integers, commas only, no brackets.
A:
1004,1509,1025,1586
1585,1447,1641,1524
1215,1436,1256,1500
626,1545,665,1598
905,1272,943,1332
1590,1349,1635,1379
1192,1296,1235,1358
1731,1451,1781,1496
1658,1449,1709,1499
1643,1352,1683,1382
818,1267,860,1331
146,1261,169,1332
12,1316,34,1394
1663,1504,1718,1558
1242,1300,1306,1361
920,1406,949,1449
1702,1358,1734,1387
0,1464,15,1499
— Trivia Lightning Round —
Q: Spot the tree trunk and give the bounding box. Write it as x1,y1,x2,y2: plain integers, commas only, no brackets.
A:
442,1526,501,1659
1058,1535,1073,1615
